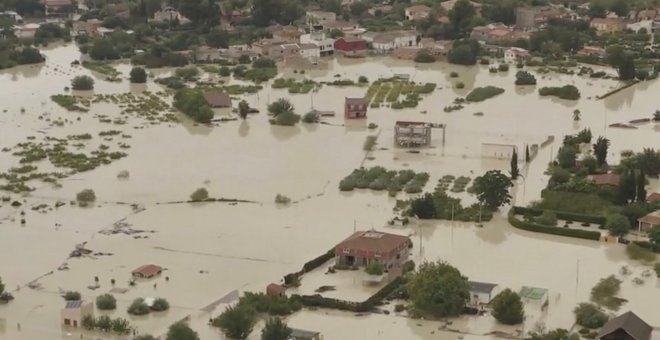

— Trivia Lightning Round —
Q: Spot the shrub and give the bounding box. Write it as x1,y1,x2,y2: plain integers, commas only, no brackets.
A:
590,275,625,310
76,189,96,204
365,262,384,275
534,211,558,226
82,314,95,330
166,322,199,340
190,188,209,202
605,213,631,237
515,71,536,85
538,85,580,100
358,76,368,83
63,291,81,301
96,315,112,332
626,243,656,262
173,88,214,123
574,303,608,329
466,86,505,102
498,63,509,72
71,75,94,90
449,72,458,78
302,111,318,123
127,298,150,315
96,294,116,310
213,305,257,339
455,82,465,89
151,298,170,312
252,57,276,69
508,209,601,240
174,66,199,81
219,66,231,76
270,111,301,126
129,67,147,83
275,194,291,204
414,49,435,63
394,304,406,312
491,289,524,325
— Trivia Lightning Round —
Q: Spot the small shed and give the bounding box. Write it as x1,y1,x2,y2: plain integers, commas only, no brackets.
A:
597,311,652,340
646,192,660,203
344,97,368,119
202,91,232,108
637,210,660,232
468,281,499,305
290,328,322,340
519,286,549,307
61,300,93,328
132,264,162,279
266,283,286,297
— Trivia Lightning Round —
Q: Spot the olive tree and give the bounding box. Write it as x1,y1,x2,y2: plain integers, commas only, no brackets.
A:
406,261,469,317
491,289,524,325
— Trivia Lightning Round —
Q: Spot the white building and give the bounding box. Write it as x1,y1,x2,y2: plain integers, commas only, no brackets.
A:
15,23,40,38
627,20,653,33
300,43,320,63
151,6,191,24
504,47,529,62
300,30,334,56
468,281,500,306
363,31,418,52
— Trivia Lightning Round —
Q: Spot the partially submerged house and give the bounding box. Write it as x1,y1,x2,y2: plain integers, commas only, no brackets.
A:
597,311,652,340
468,281,500,306
131,264,162,279
504,47,529,62
290,328,322,340
61,300,93,328
344,97,368,119
334,37,368,56
334,230,411,269
203,91,232,108
637,210,660,232
266,283,286,297
363,30,418,52
394,121,432,147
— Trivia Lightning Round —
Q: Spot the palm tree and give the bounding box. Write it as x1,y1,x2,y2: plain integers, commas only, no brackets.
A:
267,98,294,117
593,136,610,166
238,100,250,119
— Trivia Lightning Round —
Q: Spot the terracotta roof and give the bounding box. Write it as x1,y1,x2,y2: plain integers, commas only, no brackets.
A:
267,283,286,294
203,91,232,108
589,173,621,186
638,211,660,225
336,230,410,254
131,264,162,277
597,311,652,340
345,97,367,105
406,4,431,12
646,192,660,202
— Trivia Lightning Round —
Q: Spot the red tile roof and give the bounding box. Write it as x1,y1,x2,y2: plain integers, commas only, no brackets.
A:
336,230,410,255
647,192,660,202
132,264,162,277
589,173,621,186
203,91,232,108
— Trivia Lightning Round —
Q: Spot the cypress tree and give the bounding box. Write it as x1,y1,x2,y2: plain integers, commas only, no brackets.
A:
510,148,519,180
525,145,530,163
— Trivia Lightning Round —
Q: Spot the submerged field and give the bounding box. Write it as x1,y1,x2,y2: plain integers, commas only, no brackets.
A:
0,43,659,339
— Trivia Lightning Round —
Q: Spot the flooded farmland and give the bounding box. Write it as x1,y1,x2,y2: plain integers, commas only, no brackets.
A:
0,43,659,340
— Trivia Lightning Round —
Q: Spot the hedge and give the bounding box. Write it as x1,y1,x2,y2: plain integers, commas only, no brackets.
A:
293,276,405,313
633,241,660,254
284,249,335,285
512,206,605,225
508,208,601,241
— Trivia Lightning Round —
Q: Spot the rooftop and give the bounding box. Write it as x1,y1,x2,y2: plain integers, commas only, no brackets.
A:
131,264,162,277
646,192,660,202
345,97,367,105
203,91,232,108
407,4,431,12
64,300,83,309
519,286,548,300
589,173,621,186
468,281,498,294
336,230,410,254
638,210,660,225
597,311,652,340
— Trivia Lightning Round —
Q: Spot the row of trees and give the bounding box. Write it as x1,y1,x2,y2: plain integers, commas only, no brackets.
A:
214,305,295,340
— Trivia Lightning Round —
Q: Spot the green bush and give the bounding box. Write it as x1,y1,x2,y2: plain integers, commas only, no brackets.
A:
466,86,505,102
174,66,199,81
219,66,231,76
127,298,150,315
414,49,435,63
508,208,601,240
76,189,96,204
515,71,536,85
129,67,147,83
455,82,465,89
449,72,458,78
63,291,81,301
150,298,170,312
539,85,580,100
574,303,608,329
96,294,116,310
533,211,558,226
71,75,94,91
498,63,509,72
365,262,385,275
190,188,209,202
173,88,214,123
626,243,656,262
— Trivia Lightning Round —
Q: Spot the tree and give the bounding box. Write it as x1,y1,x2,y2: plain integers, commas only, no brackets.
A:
190,188,209,201
96,315,112,332
111,317,131,334
448,42,478,65
574,302,608,328
206,29,230,48
219,66,231,76
525,145,530,163
414,49,435,63
238,100,250,119
0,276,4,295
329,28,344,38
635,170,646,202
605,213,631,237
449,0,476,38
151,298,170,311
130,67,147,83
173,89,214,123
649,225,660,247
491,289,524,325
573,109,581,121
166,321,200,340
557,146,576,169
261,318,291,340
515,71,536,85
320,0,341,14
609,0,629,17
607,46,635,80
127,298,151,315
593,136,610,166
349,1,369,17
473,170,513,209
407,261,470,317
588,1,606,18
510,148,519,180
409,193,436,218
89,37,120,60
268,98,294,117
71,75,94,91
214,305,257,339
63,291,81,301
82,314,96,330
96,294,117,310
365,262,385,275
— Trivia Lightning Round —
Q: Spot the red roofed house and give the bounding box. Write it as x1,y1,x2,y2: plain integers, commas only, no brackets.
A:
334,37,368,56
590,17,625,34
637,210,660,232
589,173,621,187
132,264,162,279
335,230,411,268
344,97,368,119
578,46,607,58
646,192,660,203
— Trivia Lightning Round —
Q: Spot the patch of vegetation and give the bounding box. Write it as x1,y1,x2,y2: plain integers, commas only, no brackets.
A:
82,61,120,81
76,189,96,206
626,243,656,262
574,303,608,329
590,275,626,310
539,85,580,100
96,294,117,310
365,262,385,275
339,167,429,195
173,89,214,123
63,291,81,301
515,71,536,85
465,86,505,102
127,298,150,315
190,188,209,202
71,75,95,91
50,95,90,112
271,78,319,94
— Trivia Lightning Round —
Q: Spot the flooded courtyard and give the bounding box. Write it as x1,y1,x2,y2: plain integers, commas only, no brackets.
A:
0,43,659,339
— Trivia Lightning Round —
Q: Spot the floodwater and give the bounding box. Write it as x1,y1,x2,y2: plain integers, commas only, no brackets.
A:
0,43,659,340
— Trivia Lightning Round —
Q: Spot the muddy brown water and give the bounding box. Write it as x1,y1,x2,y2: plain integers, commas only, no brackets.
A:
0,43,658,339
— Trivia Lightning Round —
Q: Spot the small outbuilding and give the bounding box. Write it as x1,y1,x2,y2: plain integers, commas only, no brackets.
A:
344,97,368,119
468,281,499,306
290,328,322,340
61,300,93,328
519,286,549,308
394,121,432,147
266,283,286,297
132,264,162,279
646,192,660,203
203,91,232,108
637,210,660,232
597,311,652,340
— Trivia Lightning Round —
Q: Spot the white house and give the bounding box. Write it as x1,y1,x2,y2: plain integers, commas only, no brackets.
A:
627,20,653,33
15,23,40,38
468,281,500,306
504,47,529,62
405,5,431,21
300,29,334,56
300,43,320,63
363,31,418,52
151,6,191,24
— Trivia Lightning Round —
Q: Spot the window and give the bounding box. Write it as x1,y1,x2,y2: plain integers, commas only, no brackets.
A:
342,248,350,254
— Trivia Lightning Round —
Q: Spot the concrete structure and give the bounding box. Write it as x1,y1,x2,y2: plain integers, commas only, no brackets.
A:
471,23,512,43
637,210,660,232
363,31,418,52
15,23,40,38
441,0,482,16
627,20,653,33
252,38,286,55
72,19,102,36
131,264,162,279
394,121,432,147
516,6,566,29
290,328,322,340
405,5,431,21
344,97,368,119
635,9,657,21
333,37,368,55
268,43,301,61
60,300,93,328
468,281,500,306
151,6,191,24
598,311,652,340
335,230,411,268
266,283,286,297
306,10,336,25
421,38,453,59
203,91,232,108
270,25,302,43
590,18,625,34
504,47,530,62
368,5,393,16
299,43,320,63
300,28,334,56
